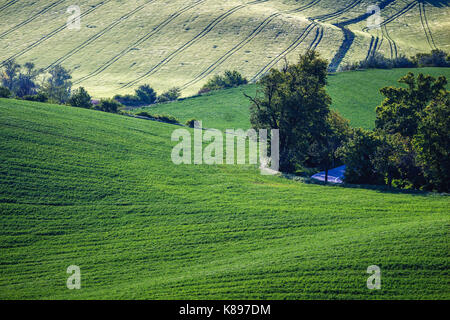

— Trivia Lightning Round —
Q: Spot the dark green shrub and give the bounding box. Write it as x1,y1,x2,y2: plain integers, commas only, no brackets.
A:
113,94,142,106
157,87,181,103
153,114,180,124
0,86,11,98
185,118,198,128
69,87,92,108
23,91,48,102
199,70,248,93
136,111,151,117
95,98,121,113
135,84,157,105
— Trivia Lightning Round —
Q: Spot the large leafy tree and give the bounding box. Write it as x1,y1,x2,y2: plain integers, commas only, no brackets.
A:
375,72,447,137
43,65,72,103
414,92,450,192
246,51,331,172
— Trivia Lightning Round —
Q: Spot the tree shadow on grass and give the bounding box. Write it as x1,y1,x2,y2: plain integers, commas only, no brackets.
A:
281,174,447,197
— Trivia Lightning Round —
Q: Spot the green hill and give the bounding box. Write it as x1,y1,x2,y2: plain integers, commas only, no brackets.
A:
134,67,450,130
0,0,448,97
0,98,448,299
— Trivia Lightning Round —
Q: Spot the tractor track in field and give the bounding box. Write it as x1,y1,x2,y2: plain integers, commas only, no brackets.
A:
363,1,418,32
252,0,362,80
179,0,322,91
419,2,437,50
364,35,379,60
250,22,317,82
121,0,268,89
0,0,113,67
382,25,398,59
308,25,324,51
45,0,156,71
313,0,362,22
73,0,207,85
0,0,18,13
0,0,66,40
327,0,401,72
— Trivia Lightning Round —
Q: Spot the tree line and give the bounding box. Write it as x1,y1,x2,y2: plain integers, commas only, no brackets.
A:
247,51,449,192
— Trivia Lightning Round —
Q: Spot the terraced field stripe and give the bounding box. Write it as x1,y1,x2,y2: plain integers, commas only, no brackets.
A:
309,25,323,51
251,22,316,82
313,0,362,22
0,0,66,40
45,0,156,71
73,0,206,85
0,0,113,67
121,0,268,89
0,0,18,13
363,1,418,32
419,2,437,50
327,0,398,72
179,0,322,91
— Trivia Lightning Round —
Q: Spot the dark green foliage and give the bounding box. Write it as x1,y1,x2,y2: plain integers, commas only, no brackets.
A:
0,86,11,98
337,128,383,184
185,118,198,128
200,70,248,93
136,111,151,117
114,84,157,106
343,72,449,191
247,51,331,173
157,87,181,103
23,91,48,102
42,65,72,103
68,87,92,109
135,84,157,105
0,60,42,98
412,49,449,67
0,60,21,91
308,110,351,182
113,94,142,106
136,111,179,124
95,98,121,113
414,93,450,192
152,114,180,124
375,72,447,137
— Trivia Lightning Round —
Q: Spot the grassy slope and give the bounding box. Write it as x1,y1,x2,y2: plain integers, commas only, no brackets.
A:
0,98,448,299
135,67,450,130
0,0,448,97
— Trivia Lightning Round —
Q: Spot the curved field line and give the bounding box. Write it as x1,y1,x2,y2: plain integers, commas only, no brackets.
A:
419,2,437,50
313,0,362,22
251,22,316,82
421,3,437,49
73,0,206,85
45,0,156,71
309,25,324,51
363,1,417,32
0,0,113,67
0,0,18,13
252,0,361,81
328,0,398,72
121,0,268,89
179,0,322,90
382,26,393,59
0,0,66,40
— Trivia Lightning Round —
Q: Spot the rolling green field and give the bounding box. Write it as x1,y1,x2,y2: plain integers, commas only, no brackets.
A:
135,67,450,130
0,0,449,97
0,98,448,299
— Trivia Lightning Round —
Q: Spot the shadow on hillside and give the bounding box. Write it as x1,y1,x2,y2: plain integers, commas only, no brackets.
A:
282,174,446,197
419,0,449,7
